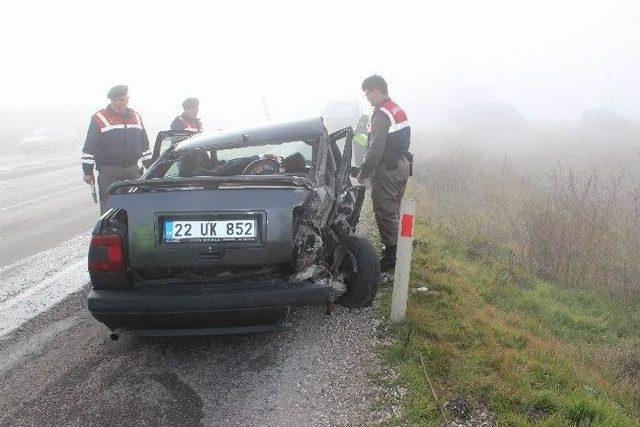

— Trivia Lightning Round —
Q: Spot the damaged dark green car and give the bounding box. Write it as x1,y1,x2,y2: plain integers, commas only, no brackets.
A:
87,117,380,337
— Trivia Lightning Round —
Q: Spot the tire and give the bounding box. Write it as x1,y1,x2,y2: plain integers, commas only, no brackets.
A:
336,235,381,308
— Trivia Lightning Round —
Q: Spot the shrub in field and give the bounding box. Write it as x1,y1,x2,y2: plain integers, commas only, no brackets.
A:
524,167,639,295
417,141,640,298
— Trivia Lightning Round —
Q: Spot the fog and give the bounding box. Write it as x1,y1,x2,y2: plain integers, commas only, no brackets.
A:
0,0,639,144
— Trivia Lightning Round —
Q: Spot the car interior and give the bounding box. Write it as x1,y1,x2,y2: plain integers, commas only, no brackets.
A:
163,140,315,178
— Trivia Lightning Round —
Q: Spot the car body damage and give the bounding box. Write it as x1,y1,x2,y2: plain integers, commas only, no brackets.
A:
87,117,380,335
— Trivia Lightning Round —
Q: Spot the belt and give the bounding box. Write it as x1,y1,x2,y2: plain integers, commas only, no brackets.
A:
98,161,137,168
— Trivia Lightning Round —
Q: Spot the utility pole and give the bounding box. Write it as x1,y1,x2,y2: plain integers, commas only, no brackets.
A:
261,97,271,121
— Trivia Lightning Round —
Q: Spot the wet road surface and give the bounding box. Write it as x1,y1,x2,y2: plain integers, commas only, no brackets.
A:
0,152,98,267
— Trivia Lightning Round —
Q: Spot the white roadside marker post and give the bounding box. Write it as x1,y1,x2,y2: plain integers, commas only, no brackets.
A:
390,198,416,322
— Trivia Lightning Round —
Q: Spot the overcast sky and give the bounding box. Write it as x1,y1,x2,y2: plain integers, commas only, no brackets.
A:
1,0,639,130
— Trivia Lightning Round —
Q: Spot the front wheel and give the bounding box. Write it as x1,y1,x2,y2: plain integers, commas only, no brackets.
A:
336,235,381,308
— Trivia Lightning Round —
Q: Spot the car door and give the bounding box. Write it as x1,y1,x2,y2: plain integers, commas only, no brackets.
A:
328,127,366,231
328,127,354,195
151,131,191,163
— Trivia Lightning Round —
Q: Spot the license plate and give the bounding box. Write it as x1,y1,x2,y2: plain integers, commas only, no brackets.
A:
164,219,257,243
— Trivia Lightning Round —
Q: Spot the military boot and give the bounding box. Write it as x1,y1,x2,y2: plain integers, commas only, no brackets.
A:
380,245,397,272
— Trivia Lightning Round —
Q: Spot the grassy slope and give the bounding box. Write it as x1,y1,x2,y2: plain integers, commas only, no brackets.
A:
377,202,640,425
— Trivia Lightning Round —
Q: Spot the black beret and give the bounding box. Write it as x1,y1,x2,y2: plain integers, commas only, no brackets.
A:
107,85,128,99
182,97,199,110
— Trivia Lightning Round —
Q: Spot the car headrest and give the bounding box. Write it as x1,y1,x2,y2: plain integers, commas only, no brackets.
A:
282,152,306,173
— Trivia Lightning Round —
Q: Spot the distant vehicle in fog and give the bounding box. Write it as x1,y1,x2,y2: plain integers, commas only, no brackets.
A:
322,101,362,132
19,127,79,152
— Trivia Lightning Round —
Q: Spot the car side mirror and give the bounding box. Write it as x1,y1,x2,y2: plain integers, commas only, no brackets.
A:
350,166,360,178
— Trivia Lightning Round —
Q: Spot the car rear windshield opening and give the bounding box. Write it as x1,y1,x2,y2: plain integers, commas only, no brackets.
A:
163,140,314,179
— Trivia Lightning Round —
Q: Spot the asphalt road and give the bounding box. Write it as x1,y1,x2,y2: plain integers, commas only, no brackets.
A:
0,155,389,426
0,152,98,267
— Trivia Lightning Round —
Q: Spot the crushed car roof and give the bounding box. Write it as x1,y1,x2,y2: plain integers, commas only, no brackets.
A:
176,117,326,151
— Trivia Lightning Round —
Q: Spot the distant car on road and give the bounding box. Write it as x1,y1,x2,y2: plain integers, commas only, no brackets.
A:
87,117,380,337
18,127,78,152
322,101,362,133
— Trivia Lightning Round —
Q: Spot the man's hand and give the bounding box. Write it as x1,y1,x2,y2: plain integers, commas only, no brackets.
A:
83,174,95,185
357,171,367,184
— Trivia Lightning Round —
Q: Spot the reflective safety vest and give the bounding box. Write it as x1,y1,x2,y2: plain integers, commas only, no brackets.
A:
81,106,150,173
370,99,411,157
353,133,368,147
95,108,144,133
171,114,202,133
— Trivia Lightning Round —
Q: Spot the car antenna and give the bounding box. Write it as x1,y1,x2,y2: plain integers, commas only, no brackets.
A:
261,96,271,121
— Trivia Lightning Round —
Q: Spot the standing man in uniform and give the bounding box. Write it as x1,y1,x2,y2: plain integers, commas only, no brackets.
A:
82,85,151,214
358,75,412,272
171,97,217,173
171,97,202,133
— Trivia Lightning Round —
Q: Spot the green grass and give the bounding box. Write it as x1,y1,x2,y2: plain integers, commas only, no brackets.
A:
377,221,640,426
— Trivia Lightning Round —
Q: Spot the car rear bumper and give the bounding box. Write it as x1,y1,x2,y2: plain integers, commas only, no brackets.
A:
88,279,332,332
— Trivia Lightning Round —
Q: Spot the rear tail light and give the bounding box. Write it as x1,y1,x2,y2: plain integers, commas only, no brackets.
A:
89,234,126,273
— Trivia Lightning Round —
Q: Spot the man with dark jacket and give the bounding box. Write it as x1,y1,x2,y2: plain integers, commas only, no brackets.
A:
171,97,202,133
358,75,412,272
171,97,217,172
82,85,151,213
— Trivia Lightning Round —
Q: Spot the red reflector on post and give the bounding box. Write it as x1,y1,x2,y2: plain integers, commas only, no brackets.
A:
400,214,414,238
89,234,126,273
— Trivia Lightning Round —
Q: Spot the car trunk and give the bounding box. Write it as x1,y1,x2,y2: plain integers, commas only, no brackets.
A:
106,187,311,272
